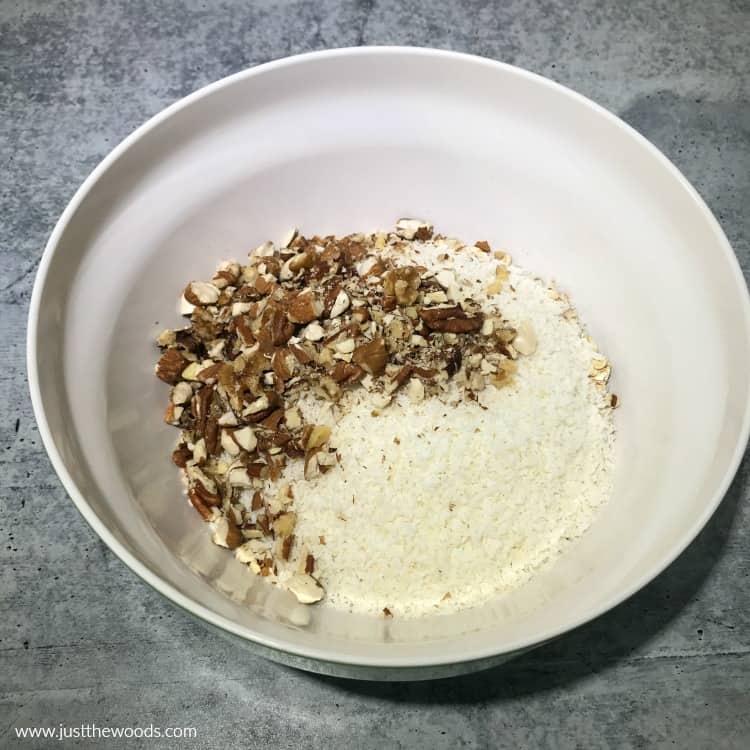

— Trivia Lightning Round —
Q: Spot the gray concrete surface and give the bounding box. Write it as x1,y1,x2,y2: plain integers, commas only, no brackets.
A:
1,0,749,747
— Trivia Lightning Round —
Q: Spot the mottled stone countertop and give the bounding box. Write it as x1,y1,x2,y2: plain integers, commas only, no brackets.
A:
1,1,748,747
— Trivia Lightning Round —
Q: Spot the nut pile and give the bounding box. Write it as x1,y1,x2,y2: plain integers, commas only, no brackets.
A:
154,219,540,604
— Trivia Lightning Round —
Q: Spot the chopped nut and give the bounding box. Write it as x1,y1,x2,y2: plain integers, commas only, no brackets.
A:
384,267,421,306
218,410,238,426
284,407,302,429
305,553,315,574
435,270,456,290
233,426,257,452
156,349,187,384
419,306,483,333
244,394,270,415
163,403,183,425
591,365,611,383
220,429,240,456
231,301,253,317
156,329,176,347
352,337,387,375
171,445,191,467
211,515,242,549
181,361,206,381
335,338,356,354
303,322,325,341
272,349,296,381
235,542,258,564
330,289,350,318
272,511,296,537
486,264,510,296
228,466,254,488
288,290,324,323
287,573,324,604
170,380,193,405
330,361,365,384
279,227,297,248
424,290,448,304
251,240,276,257
496,326,517,344
513,321,537,356
395,217,433,241
303,449,323,479
280,534,294,560
178,294,195,316
192,437,207,463
494,251,512,264
184,281,221,306
305,424,331,450
187,489,215,520
407,378,425,403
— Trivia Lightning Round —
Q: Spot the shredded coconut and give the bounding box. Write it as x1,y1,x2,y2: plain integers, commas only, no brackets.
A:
281,240,615,617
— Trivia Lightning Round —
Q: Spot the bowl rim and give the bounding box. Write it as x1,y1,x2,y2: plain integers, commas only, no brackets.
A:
27,45,750,670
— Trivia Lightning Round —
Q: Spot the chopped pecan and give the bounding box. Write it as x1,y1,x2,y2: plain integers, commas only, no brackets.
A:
184,281,220,306
281,534,294,560
196,362,226,383
155,349,187,384
234,315,255,346
171,445,192,467
330,361,365,384
191,307,223,341
287,290,324,324
188,489,214,520
191,385,213,434
304,424,331,451
255,274,276,295
205,416,220,455
271,349,294,381
260,409,285,430
256,430,292,451
289,342,313,364
246,462,268,479
213,514,242,549
174,328,201,353
352,337,387,376
273,511,296,538
323,282,342,315
251,490,263,511
189,480,220,512
391,364,414,388
258,305,294,352
445,346,462,377
383,266,421,306
419,306,483,333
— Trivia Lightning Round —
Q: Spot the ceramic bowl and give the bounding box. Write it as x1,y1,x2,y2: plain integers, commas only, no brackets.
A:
28,47,750,680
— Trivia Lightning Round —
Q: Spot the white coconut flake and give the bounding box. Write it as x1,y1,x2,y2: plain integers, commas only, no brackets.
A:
283,240,615,617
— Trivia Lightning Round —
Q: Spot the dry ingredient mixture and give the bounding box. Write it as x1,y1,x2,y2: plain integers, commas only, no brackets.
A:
154,219,617,616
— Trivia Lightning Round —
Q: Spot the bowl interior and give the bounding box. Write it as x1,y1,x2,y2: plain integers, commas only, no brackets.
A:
30,49,750,669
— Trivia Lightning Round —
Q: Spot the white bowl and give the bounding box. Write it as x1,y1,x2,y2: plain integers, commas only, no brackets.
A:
28,47,750,680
